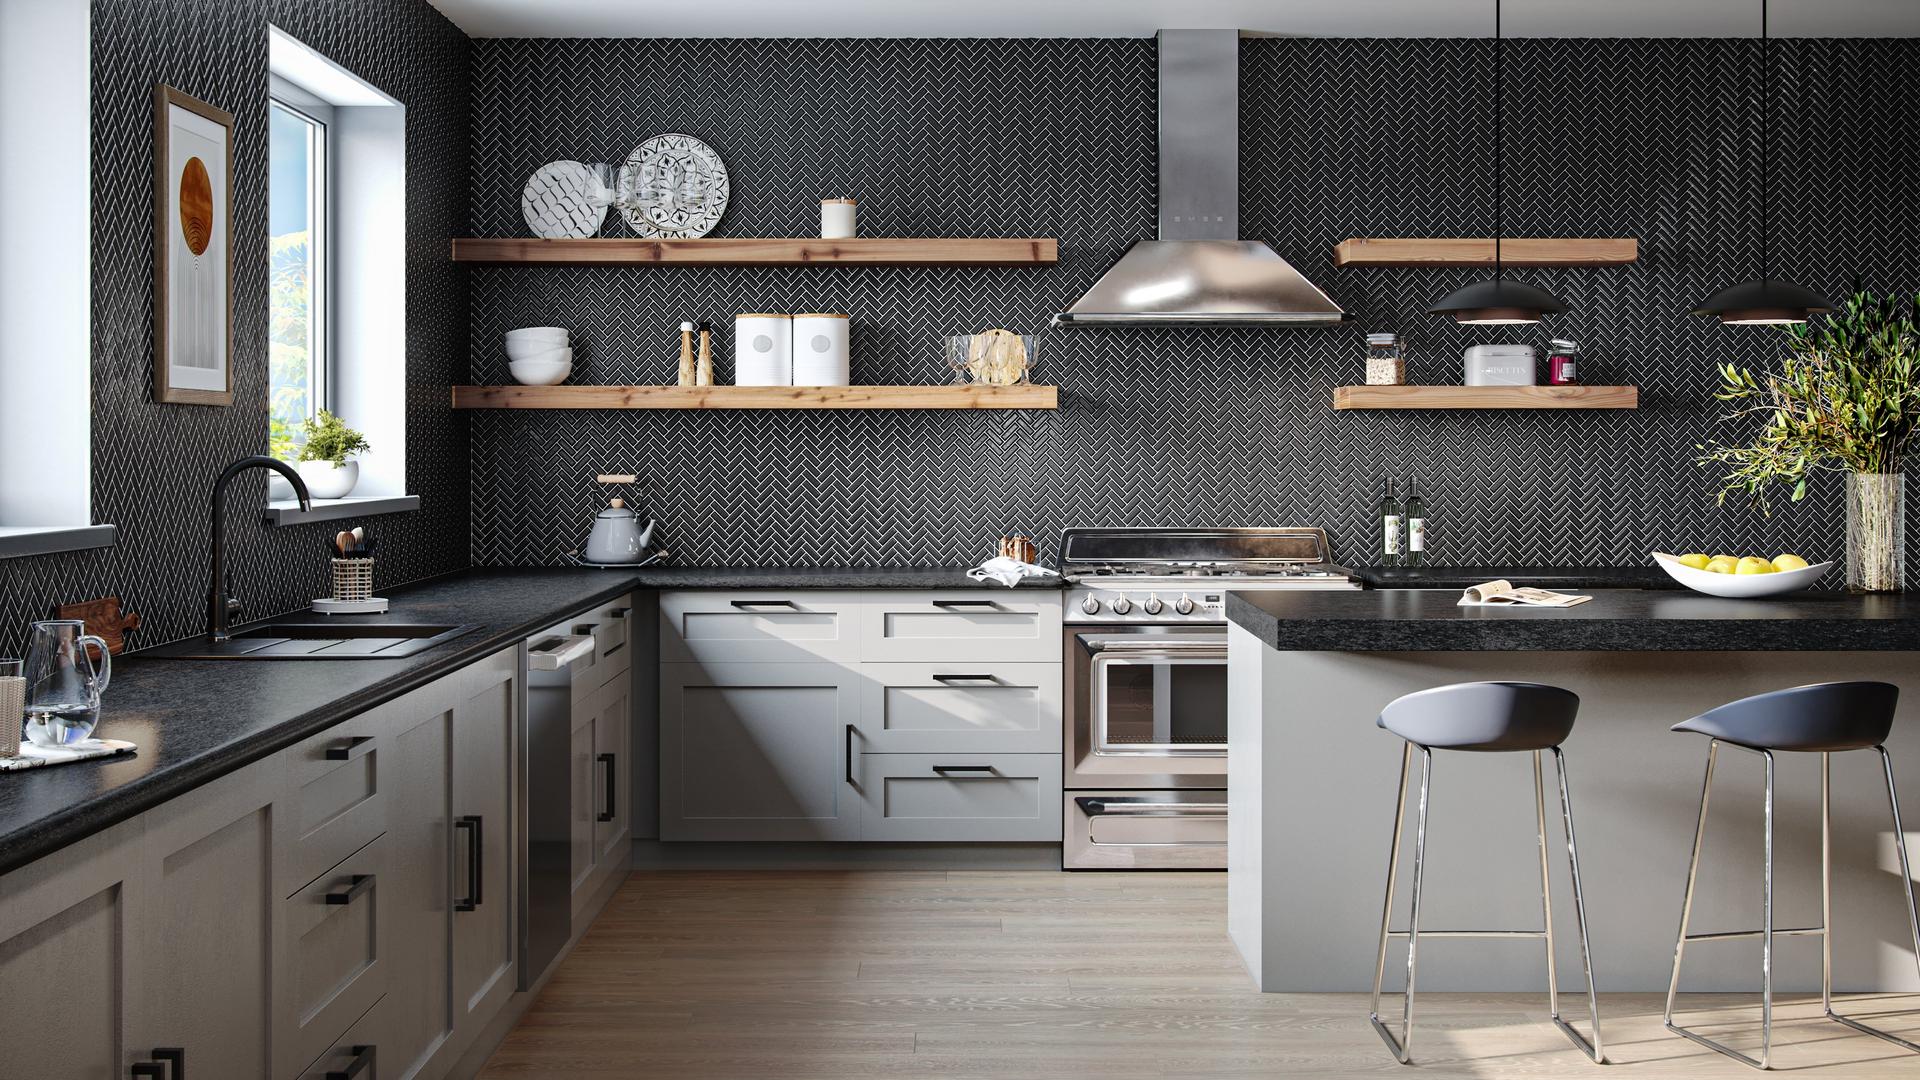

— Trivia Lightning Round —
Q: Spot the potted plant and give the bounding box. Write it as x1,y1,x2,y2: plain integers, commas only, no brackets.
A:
294,410,372,500
1698,291,1920,592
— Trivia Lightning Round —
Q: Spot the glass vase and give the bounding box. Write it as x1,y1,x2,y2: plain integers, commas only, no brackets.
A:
1845,472,1905,593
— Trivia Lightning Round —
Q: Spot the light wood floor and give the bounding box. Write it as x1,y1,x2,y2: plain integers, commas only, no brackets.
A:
478,870,1920,1078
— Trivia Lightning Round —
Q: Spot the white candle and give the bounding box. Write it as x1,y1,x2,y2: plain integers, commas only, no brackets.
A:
820,198,856,239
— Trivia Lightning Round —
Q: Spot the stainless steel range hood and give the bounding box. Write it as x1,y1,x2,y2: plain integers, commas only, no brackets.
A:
1053,30,1347,328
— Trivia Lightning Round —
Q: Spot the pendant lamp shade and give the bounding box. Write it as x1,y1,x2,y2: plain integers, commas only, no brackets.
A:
1691,278,1832,325
1429,0,1565,325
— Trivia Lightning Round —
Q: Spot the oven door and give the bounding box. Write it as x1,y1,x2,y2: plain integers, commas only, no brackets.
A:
1066,627,1228,788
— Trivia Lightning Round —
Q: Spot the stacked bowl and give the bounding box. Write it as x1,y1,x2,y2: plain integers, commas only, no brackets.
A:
506,327,572,385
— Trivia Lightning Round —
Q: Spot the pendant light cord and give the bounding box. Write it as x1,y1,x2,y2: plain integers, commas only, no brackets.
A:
1759,0,1771,283
1493,0,1504,280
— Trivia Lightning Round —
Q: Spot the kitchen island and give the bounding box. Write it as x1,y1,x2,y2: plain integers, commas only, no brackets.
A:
1225,588,1920,993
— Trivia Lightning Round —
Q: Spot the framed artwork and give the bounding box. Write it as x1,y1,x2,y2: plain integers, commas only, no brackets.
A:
154,85,233,406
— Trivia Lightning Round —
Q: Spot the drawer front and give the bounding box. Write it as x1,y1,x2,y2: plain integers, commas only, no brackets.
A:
296,994,387,1080
863,592,1062,662
662,591,860,663
283,717,388,897
592,599,634,690
856,753,1062,841
857,662,1062,754
283,832,390,1076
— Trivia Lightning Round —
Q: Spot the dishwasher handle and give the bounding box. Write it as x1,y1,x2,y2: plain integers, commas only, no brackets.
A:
527,633,595,671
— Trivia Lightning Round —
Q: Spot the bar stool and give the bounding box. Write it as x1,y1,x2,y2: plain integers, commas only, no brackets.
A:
1665,680,1920,1070
1369,681,1604,1065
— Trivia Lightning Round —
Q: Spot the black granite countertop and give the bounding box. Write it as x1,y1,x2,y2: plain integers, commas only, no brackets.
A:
1227,588,1920,652
0,564,1045,877
1356,566,1681,591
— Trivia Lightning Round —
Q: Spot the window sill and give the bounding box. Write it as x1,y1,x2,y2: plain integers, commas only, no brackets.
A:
0,524,118,559
262,495,420,526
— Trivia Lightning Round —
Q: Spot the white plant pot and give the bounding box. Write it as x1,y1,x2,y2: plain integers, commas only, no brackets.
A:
297,459,359,500
267,471,295,501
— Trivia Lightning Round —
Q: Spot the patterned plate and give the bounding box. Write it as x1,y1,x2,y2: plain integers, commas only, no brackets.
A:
521,160,608,239
616,133,729,239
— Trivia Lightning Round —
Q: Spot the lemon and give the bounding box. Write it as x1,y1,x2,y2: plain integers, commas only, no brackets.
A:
1736,556,1777,575
1713,554,1738,564
1706,557,1738,574
1678,553,1712,570
1772,553,1809,571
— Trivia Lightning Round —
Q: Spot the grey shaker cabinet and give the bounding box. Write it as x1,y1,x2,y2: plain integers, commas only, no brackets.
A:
856,752,1063,841
448,651,520,1047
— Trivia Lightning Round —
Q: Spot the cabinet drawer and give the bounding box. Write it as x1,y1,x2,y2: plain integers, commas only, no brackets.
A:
592,600,634,689
296,994,387,1080
283,832,390,1076
856,753,1062,841
863,592,1062,662
662,591,861,663
283,716,388,896
857,662,1062,754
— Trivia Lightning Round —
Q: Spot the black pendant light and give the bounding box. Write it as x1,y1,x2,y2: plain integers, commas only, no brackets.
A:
1692,0,1831,325
1430,0,1565,325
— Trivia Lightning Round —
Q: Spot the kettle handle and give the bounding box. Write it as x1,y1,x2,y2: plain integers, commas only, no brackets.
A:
80,634,111,694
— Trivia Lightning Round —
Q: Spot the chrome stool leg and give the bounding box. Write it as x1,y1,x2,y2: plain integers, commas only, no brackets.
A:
1551,747,1605,1062
1371,742,1427,1063
1825,747,1920,1053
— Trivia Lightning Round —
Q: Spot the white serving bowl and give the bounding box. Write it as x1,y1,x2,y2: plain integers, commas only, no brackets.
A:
509,355,572,386
506,337,571,362
506,326,569,343
1651,551,1833,598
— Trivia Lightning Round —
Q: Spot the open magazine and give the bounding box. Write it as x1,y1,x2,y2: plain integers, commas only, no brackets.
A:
1458,579,1592,608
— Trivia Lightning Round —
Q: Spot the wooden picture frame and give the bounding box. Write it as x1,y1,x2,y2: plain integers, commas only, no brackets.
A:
154,85,234,406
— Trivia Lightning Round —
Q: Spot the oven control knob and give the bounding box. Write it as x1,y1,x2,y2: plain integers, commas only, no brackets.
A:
1142,595,1164,616
1111,596,1134,615
1174,594,1196,616
1080,594,1102,615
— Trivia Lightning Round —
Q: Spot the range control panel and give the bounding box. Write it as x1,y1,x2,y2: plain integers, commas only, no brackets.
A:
1064,587,1228,624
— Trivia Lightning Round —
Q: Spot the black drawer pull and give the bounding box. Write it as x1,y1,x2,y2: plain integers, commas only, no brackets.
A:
155,1047,185,1079
845,724,857,785
454,815,482,911
132,1064,165,1079
731,599,799,609
597,752,618,822
610,607,631,618
324,735,375,761
932,673,1000,684
326,1045,376,1080
933,764,997,774
932,599,1001,610
324,874,376,906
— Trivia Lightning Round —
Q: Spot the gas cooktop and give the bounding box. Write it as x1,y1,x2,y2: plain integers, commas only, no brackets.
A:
1060,527,1360,622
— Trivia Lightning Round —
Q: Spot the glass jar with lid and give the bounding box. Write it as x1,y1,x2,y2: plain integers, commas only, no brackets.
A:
1365,333,1405,386
1547,338,1580,386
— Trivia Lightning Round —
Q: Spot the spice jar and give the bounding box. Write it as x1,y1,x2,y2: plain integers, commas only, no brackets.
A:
1365,333,1405,385
1547,338,1580,386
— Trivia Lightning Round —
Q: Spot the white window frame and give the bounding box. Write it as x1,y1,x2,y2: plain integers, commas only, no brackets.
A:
269,75,333,429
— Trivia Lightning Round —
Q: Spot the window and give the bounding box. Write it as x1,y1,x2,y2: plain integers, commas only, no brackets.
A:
268,86,330,460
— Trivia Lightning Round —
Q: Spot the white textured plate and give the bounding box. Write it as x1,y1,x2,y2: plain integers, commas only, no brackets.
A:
617,133,729,239
521,160,608,239
1651,552,1833,597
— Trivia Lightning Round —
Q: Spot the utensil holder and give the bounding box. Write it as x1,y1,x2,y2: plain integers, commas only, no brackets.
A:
0,672,22,759
331,558,375,604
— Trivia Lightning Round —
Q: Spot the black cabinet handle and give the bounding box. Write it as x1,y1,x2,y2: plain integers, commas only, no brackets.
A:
845,723,856,785
326,1045,376,1080
933,764,997,774
132,1065,165,1079
324,735,375,761
154,1047,184,1079
610,607,630,618
731,599,799,609
324,874,376,906
454,815,482,911
933,599,1001,609
597,753,618,822
932,673,999,684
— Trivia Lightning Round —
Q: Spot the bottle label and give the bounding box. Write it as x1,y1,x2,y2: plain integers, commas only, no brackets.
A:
1409,517,1426,552
1383,515,1402,554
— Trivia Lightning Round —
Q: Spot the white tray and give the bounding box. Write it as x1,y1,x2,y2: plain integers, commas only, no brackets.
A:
312,597,391,614
1,738,137,772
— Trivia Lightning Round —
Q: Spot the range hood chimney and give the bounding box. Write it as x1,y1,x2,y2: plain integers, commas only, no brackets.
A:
1053,30,1347,327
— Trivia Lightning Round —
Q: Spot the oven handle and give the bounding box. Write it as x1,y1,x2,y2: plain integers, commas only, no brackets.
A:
1076,797,1229,818
1085,641,1228,662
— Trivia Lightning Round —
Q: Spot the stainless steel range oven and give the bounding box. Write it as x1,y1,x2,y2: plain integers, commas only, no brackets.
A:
1060,527,1358,870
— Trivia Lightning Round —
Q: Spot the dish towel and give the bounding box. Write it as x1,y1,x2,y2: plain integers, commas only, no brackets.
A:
0,738,137,772
966,556,1060,588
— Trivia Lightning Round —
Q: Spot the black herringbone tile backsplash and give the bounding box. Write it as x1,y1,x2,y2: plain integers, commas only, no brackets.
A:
465,37,1919,580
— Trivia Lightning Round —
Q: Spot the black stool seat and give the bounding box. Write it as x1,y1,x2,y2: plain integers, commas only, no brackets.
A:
1377,681,1579,752
1671,681,1898,752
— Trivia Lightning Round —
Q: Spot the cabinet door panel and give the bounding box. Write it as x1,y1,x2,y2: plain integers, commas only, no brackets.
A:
450,653,518,1044
282,715,387,897
568,695,599,916
660,662,860,840
592,675,632,869
858,662,1062,754
858,753,1062,841
380,694,456,1077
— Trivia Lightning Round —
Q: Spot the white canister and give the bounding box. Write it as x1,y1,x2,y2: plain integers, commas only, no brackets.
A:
820,199,856,239
791,313,850,386
734,314,793,386
1464,343,1537,386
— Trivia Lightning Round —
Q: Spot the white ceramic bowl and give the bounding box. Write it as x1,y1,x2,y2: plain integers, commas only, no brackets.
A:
1651,551,1833,598
509,355,572,386
506,337,571,362
506,326,569,343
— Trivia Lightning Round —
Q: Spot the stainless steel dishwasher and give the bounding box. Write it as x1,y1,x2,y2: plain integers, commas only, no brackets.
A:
520,626,598,988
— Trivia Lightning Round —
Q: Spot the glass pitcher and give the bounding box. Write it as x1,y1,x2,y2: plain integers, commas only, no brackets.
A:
23,619,111,746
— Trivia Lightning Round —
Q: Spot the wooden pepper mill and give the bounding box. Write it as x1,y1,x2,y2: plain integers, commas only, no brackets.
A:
696,320,714,386
677,321,697,386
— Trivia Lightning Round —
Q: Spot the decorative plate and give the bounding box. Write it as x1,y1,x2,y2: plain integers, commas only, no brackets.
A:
616,133,729,239
521,160,607,239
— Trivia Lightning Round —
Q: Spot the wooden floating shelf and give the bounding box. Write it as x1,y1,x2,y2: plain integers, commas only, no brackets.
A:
451,384,1059,410
1334,385,1639,410
1332,238,1639,267
450,237,1059,266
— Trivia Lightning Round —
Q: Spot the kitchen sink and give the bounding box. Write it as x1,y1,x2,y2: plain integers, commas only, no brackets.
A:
150,621,482,660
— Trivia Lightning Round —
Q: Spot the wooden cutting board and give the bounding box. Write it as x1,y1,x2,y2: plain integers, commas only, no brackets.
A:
54,596,142,655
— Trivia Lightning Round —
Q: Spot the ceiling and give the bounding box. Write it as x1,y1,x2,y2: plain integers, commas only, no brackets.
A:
426,0,1920,39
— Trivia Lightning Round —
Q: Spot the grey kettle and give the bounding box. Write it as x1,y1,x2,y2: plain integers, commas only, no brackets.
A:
583,497,656,564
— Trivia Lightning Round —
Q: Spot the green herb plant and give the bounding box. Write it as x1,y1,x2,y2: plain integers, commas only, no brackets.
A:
296,409,372,467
